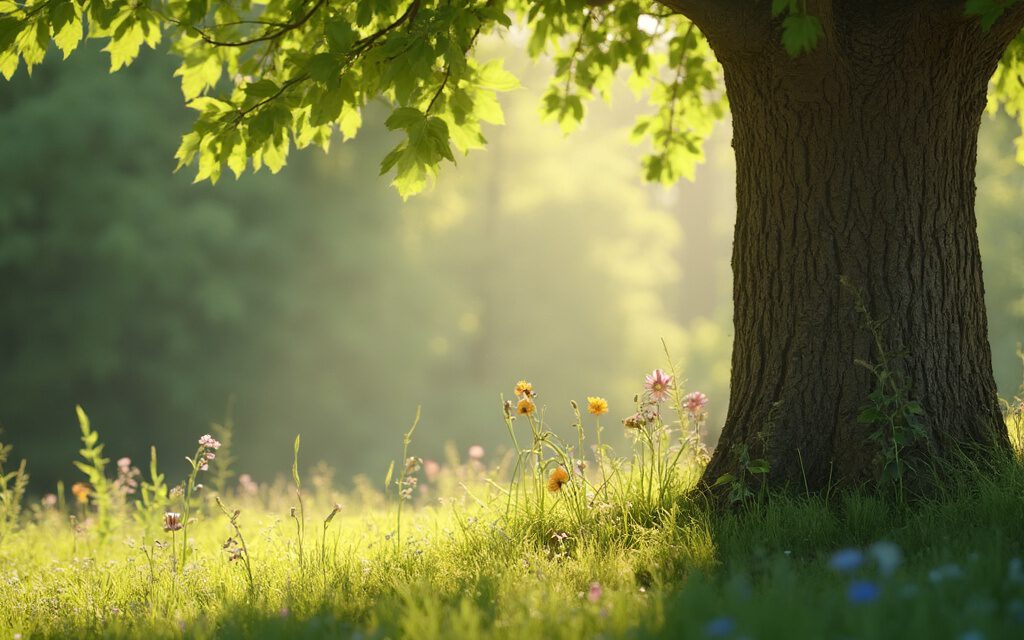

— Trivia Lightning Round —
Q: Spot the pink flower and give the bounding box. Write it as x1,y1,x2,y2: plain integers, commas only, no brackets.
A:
41,493,57,508
423,459,441,483
117,457,132,471
468,445,485,460
683,391,708,414
238,473,259,496
198,434,221,450
588,582,603,603
644,369,674,402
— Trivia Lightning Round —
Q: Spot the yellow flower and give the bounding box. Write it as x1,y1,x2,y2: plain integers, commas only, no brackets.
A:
514,380,534,397
517,397,536,416
547,467,569,493
71,482,91,505
587,396,609,416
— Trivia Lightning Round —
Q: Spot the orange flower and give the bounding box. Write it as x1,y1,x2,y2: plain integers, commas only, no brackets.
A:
547,467,569,493
514,380,534,397
587,396,609,416
71,482,91,505
517,397,536,416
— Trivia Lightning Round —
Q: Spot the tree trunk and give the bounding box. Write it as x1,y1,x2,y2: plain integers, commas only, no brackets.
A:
685,3,1024,492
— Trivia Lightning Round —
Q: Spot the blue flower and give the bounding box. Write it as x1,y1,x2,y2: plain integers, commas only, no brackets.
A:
846,580,880,604
868,541,902,577
703,617,735,637
828,548,865,573
928,563,964,583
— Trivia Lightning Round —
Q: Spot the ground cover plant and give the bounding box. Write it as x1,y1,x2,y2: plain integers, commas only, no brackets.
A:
2,361,1024,640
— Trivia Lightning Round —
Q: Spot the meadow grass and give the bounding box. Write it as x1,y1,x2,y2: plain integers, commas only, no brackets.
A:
2,377,1024,640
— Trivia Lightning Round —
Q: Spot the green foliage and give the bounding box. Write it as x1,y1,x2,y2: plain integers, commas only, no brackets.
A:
72,405,114,540
712,442,770,504
771,0,824,57
0,437,28,541
208,403,237,497
842,278,929,500
3,0,1024,197
967,0,1024,30
132,446,168,538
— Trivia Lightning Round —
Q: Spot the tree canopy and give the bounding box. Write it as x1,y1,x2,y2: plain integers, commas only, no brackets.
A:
3,0,1018,198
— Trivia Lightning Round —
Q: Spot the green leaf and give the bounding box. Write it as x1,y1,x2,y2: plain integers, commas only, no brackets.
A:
781,13,823,57
475,59,519,91
75,405,90,436
244,79,280,100
325,18,357,53
711,473,735,488
385,107,425,131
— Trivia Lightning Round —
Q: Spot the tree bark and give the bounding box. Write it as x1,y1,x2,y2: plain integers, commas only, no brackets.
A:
678,3,1024,491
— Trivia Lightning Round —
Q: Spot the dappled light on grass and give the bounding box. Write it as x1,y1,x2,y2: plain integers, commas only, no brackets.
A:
2,367,1024,638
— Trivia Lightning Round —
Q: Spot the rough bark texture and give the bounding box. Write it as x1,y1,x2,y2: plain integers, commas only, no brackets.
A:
663,1,1024,491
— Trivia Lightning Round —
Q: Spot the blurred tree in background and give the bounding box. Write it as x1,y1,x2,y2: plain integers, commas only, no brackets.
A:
0,41,1019,491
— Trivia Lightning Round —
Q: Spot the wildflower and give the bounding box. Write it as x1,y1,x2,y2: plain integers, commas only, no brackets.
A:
71,482,91,505
828,548,864,573
644,369,674,402
623,413,646,429
868,541,903,576
1009,558,1024,583
163,512,183,532
238,474,258,496
547,467,569,492
514,380,534,397
423,459,440,482
928,563,964,583
846,580,880,604
587,396,609,416
517,398,536,416
683,391,709,414
468,445,485,460
41,494,57,508
114,459,140,496
703,617,735,637
405,456,423,473
198,434,221,450
587,582,603,603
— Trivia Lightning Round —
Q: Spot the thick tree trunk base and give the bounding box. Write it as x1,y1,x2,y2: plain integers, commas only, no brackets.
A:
692,4,1024,494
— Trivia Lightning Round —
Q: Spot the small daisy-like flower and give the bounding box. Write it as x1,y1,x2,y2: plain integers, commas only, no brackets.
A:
517,397,536,416
644,369,674,402
163,512,183,532
468,445,485,460
514,380,534,397
587,396,609,416
683,391,708,414
71,482,91,505
547,467,569,492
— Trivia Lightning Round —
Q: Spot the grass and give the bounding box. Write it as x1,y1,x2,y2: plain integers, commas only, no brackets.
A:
2,379,1024,639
